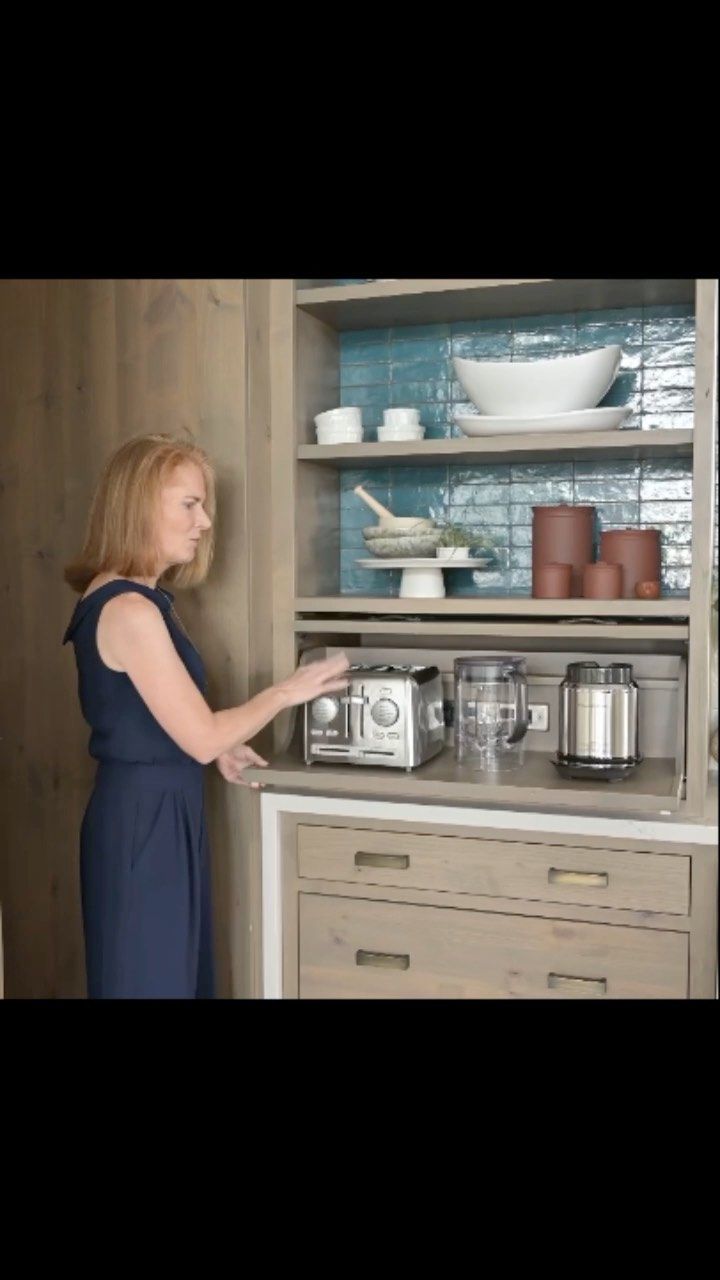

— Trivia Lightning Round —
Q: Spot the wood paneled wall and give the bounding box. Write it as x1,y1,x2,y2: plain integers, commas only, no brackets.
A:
0,279,272,998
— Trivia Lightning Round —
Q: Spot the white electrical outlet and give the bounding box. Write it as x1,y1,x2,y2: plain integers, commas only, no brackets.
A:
528,704,549,732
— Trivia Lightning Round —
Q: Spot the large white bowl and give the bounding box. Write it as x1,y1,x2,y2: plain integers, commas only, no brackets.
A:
453,344,622,416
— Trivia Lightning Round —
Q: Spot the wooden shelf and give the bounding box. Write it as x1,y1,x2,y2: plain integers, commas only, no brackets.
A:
298,429,694,468
295,597,691,619
245,749,682,814
293,619,689,641
295,278,695,331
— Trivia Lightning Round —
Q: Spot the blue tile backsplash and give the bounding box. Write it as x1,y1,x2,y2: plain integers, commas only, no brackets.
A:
338,302,701,596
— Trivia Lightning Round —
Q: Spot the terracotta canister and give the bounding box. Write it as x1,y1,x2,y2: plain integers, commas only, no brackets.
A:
600,528,661,599
583,560,623,600
534,562,572,598
532,504,595,598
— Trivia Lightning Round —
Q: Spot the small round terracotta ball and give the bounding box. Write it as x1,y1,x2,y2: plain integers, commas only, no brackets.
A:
635,580,661,599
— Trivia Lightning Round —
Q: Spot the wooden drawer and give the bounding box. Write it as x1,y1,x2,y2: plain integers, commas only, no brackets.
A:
299,894,689,999
297,825,690,916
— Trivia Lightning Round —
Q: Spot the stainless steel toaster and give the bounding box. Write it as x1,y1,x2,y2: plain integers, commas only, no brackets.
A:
304,663,445,770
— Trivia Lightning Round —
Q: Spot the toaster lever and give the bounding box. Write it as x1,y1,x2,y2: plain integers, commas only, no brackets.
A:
340,694,368,705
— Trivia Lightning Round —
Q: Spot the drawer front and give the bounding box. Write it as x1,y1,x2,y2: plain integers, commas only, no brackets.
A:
297,825,690,916
299,895,689,999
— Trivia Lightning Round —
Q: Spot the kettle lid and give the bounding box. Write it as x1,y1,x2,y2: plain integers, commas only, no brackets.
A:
566,661,634,685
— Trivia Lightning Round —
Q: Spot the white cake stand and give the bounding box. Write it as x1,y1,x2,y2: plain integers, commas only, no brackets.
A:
356,557,491,599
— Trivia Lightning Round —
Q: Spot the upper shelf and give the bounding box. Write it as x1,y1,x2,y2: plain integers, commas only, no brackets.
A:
298,428,694,468
295,597,691,618
295,279,696,331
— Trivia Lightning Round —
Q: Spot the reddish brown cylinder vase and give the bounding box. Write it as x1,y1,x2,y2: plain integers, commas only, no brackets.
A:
532,504,595,598
583,560,623,599
600,528,661,599
534,562,572,598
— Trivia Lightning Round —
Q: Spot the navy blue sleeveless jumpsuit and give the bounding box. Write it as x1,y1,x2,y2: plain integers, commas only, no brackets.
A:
63,579,215,999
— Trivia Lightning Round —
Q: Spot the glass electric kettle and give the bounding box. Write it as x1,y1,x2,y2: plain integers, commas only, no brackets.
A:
453,655,529,771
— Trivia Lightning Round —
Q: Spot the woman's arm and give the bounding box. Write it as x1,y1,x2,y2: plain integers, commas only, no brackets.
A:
99,593,349,765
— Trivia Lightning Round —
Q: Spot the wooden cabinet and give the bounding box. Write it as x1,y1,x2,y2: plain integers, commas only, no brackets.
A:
257,277,718,819
299,894,689,999
278,812,717,1000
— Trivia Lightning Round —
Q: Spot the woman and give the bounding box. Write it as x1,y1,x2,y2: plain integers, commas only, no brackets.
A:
62,433,350,999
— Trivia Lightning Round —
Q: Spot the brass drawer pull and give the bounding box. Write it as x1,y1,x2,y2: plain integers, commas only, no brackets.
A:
355,851,410,870
356,950,410,971
548,867,609,888
547,973,607,995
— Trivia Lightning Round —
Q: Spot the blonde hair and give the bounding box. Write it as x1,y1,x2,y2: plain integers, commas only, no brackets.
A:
64,433,216,594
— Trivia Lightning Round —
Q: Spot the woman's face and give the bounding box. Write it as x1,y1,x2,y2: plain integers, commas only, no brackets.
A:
156,461,212,570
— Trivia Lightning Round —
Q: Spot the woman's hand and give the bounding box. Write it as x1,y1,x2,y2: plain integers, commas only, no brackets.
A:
215,743,269,787
276,652,351,709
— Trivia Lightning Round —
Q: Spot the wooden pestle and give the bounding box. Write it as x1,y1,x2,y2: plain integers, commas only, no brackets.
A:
353,484,395,521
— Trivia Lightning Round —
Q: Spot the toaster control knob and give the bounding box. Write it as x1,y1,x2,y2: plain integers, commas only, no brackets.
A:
371,698,399,727
311,696,339,725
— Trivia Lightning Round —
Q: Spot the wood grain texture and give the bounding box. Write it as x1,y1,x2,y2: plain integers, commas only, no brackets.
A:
298,893,689,998
0,279,262,998
296,825,691,915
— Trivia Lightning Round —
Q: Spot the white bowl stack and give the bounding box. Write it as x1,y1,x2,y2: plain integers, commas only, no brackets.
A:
315,406,363,445
377,407,425,442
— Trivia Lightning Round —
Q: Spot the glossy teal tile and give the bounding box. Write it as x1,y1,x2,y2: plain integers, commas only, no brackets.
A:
643,315,695,342
576,319,643,346
598,371,641,407
574,480,640,502
422,403,455,426
513,311,578,332
664,547,693,566
390,486,447,518
574,459,641,480
643,341,695,366
341,526,368,550
640,458,693,480
341,469,391,489
660,567,691,592
450,317,512,335
390,337,450,360
576,307,641,325
450,484,511,507
454,504,511,526
510,525,533,546
642,388,695,412
390,381,449,404
510,462,574,482
640,478,693,501
341,328,391,347
509,569,532,591
390,466,448,488
595,501,641,524
449,465,511,486
644,366,695,390
640,501,693,522
512,329,577,353
646,522,693,545
510,480,574,504
451,333,513,358
389,358,448,382
342,362,390,387
340,385,388,408
510,547,532,569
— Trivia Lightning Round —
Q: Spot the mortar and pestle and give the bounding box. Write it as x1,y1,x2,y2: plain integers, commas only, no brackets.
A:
353,484,436,535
